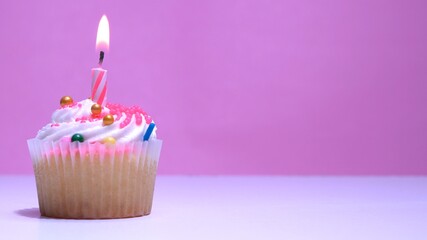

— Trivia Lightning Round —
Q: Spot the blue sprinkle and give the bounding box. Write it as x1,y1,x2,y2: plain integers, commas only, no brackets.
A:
143,123,156,141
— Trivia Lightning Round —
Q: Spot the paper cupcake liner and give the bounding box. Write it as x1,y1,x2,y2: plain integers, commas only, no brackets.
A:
27,139,162,219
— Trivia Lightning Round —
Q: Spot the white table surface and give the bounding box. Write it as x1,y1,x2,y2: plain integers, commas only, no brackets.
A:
0,175,426,240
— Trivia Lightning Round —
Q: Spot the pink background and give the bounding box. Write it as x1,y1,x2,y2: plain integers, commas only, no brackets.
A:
0,0,426,175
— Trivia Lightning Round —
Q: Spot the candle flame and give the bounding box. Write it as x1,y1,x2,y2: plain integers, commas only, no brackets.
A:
96,15,110,51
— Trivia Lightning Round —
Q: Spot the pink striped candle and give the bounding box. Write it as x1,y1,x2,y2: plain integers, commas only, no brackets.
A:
92,15,110,106
91,68,107,106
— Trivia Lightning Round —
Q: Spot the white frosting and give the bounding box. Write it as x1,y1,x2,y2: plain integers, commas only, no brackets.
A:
36,99,157,142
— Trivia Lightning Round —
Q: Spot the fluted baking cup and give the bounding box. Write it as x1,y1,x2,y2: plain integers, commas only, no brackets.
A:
27,139,162,219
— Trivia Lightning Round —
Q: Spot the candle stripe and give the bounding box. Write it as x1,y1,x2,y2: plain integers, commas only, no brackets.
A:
91,71,104,99
93,77,106,100
98,84,107,106
91,70,95,90
91,68,107,106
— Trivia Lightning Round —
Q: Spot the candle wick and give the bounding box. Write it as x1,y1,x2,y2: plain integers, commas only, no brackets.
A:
99,51,105,66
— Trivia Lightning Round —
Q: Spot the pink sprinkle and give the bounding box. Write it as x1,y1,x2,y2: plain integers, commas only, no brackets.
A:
105,102,153,127
135,115,142,125
116,112,122,120
145,115,152,124
61,102,78,109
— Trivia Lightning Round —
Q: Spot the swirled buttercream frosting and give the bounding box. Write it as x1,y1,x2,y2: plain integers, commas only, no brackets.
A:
36,99,157,142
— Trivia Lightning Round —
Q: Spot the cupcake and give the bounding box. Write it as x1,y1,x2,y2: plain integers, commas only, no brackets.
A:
27,96,162,219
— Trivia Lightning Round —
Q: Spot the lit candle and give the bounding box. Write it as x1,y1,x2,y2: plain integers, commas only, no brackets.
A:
91,15,110,106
